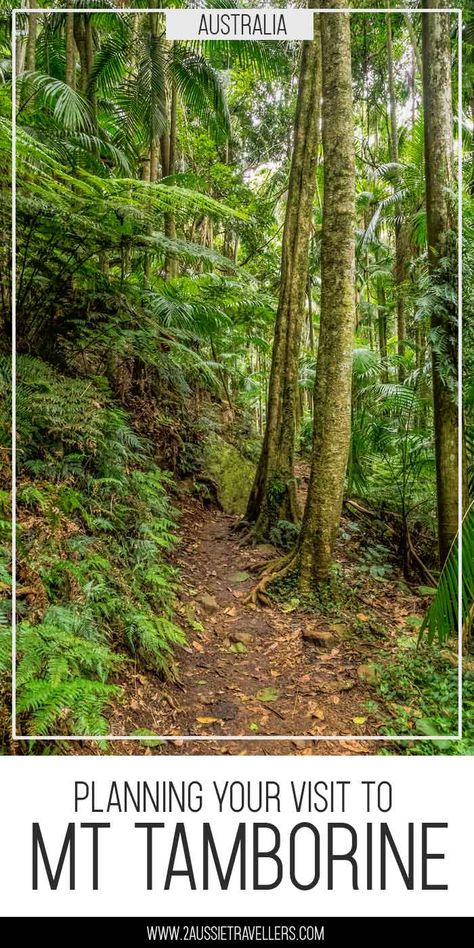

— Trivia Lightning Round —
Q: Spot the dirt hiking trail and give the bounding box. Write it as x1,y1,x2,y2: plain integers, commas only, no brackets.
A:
108,486,425,756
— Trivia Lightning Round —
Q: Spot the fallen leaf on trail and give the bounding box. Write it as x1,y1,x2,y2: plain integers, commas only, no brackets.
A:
196,716,220,725
192,640,204,652
312,708,325,721
356,613,369,622
224,606,237,617
131,729,166,748
339,741,364,753
352,716,367,725
330,695,340,705
256,686,279,702
270,669,281,678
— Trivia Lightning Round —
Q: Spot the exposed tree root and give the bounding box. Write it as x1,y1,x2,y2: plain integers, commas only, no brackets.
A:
244,551,298,606
235,522,272,549
231,519,251,534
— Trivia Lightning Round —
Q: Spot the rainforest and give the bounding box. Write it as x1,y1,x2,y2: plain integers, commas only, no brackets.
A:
0,1,473,756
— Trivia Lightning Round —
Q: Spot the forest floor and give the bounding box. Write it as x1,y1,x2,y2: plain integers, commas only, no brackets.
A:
107,467,429,757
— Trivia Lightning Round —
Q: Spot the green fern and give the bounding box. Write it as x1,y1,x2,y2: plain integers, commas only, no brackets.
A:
17,679,120,737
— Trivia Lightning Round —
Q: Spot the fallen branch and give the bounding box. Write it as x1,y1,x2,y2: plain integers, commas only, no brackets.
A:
262,702,285,720
406,530,437,586
0,582,36,597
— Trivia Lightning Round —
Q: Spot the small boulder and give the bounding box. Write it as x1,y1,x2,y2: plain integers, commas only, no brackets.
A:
212,700,238,721
303,626,335,645
229,630,253,645
202,434,255,515
357,664,380,686
313,679,354,694
329,622,351,639
198,593,219,615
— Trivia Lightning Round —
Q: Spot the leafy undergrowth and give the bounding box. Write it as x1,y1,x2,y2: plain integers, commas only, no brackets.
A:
0,356,184,740
375,648,474,755
264,521,471,756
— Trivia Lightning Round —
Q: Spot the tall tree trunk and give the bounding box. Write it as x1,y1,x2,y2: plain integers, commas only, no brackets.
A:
65,11,76,89
404,13,423,78
386,12,407,381
307,275,315,355
73,15,88,94
244,20,322,538
150,139,159,182
164,73,178,278
19,0,38,109
24,0,37,73
422,2,459,564
297,0,356,587
84,16,97,130
377,278,389,381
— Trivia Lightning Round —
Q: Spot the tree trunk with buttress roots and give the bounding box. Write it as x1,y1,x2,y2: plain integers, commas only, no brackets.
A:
422,2,460,565
297,0,356,588
244,20,321,539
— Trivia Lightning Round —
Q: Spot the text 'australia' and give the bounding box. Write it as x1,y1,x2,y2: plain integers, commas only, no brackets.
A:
198,13,288,38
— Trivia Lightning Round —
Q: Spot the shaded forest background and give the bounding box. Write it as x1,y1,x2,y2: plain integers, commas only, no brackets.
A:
0,0,473,753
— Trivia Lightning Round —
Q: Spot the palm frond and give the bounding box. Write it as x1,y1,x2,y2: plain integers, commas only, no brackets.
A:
419,503,474,646
18,72,93,132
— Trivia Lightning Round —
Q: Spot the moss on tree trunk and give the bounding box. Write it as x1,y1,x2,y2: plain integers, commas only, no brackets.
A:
297,0,356,587
422,2,459,565
245,19,322,539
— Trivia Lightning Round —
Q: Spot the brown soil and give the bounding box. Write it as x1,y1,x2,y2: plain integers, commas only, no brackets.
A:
106,486,426,757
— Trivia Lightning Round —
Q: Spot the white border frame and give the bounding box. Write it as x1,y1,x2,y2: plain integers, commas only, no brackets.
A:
10,5,464,744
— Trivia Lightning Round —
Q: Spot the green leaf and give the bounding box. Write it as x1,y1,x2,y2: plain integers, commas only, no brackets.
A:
131,729,166,748
256,686,279,703
230,642,247,654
